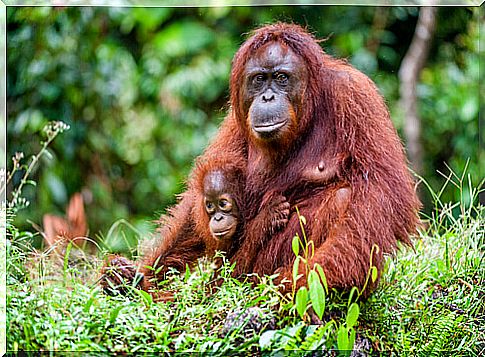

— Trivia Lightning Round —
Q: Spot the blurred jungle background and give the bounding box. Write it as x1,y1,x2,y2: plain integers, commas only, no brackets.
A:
6,6,483,251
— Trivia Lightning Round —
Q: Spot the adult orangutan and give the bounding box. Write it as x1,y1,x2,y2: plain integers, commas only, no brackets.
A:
102,23,420,297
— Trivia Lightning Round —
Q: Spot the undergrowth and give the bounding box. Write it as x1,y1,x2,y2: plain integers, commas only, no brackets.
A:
5,122,484,354
361,170,484,355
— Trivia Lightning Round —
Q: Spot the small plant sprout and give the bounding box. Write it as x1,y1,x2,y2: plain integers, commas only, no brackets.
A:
6,120,70,211
288,207,374,353
290,207,327,321
347,244,381,307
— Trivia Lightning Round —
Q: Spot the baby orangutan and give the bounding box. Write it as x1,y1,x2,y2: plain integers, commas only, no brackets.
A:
100,166,244,296
102,160,288,296
201,169,241,257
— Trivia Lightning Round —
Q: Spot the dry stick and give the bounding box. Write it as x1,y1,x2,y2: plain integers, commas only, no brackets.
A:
398,6,438,175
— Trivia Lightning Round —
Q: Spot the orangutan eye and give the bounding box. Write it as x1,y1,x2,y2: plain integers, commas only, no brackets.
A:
275,72,288,84
219,199,232,212
254,74,265,84
205,201,215,213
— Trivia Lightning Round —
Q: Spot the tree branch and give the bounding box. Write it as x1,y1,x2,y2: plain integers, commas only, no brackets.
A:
398,6,438,174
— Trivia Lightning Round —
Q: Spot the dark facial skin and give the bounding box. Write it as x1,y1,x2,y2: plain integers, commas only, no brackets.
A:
243,42,307,140
203,170,240,241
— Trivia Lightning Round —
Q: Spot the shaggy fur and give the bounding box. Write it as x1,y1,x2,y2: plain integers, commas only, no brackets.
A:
105,23,421,297
230,23,421,293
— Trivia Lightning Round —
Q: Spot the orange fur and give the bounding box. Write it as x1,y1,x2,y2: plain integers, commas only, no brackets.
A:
109,23,420,299
231,23,420,295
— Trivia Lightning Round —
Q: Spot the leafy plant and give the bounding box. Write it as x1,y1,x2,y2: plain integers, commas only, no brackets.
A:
5,120,70,211
283,207,372,353
290,207,328,321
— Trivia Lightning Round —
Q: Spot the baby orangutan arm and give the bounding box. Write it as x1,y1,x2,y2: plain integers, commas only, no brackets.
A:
231,192,290,276
100,255,144,295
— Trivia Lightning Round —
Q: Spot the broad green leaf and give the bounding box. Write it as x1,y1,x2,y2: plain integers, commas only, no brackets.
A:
337,325,349,351
295,287,308,318
137,289,153,307
460,96,478,122
308,270,326,320
154,21,215,58
349,327,357,350
292,235,300,257
346,303,360,328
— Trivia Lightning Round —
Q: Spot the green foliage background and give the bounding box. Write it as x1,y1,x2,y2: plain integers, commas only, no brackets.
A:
6,7,483,245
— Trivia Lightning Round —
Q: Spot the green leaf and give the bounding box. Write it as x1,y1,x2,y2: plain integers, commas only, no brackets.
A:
154,21,215,58
337,325,349,351
460,96,478,122
308,270,326,320
83,291,98,313
295,287,308,318
315,264,328,294
109,305,123,324
348,286,359,307
292,235,300,257
349,327,357,350
137,289,153,307
346,303,360,328
371,266,378,283
292,256,301,282
184,265,191,283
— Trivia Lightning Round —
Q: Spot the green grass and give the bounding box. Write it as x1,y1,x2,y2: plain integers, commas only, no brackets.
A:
360,189,485,355
7,186,484,354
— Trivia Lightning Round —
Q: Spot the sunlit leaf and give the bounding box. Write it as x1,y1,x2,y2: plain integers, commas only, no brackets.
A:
337,325,349,351
109,305,124,324
315,264,328,294
371,266,378,283
308,270,325,320
295,287,308,318
137,289,152,308
346,303,360,328
292,235,300,257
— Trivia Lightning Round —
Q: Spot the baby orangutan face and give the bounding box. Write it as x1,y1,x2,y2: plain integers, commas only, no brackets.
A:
203,170,240,241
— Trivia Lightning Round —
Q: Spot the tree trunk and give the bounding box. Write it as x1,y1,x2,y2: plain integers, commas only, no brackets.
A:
398,7,438,175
